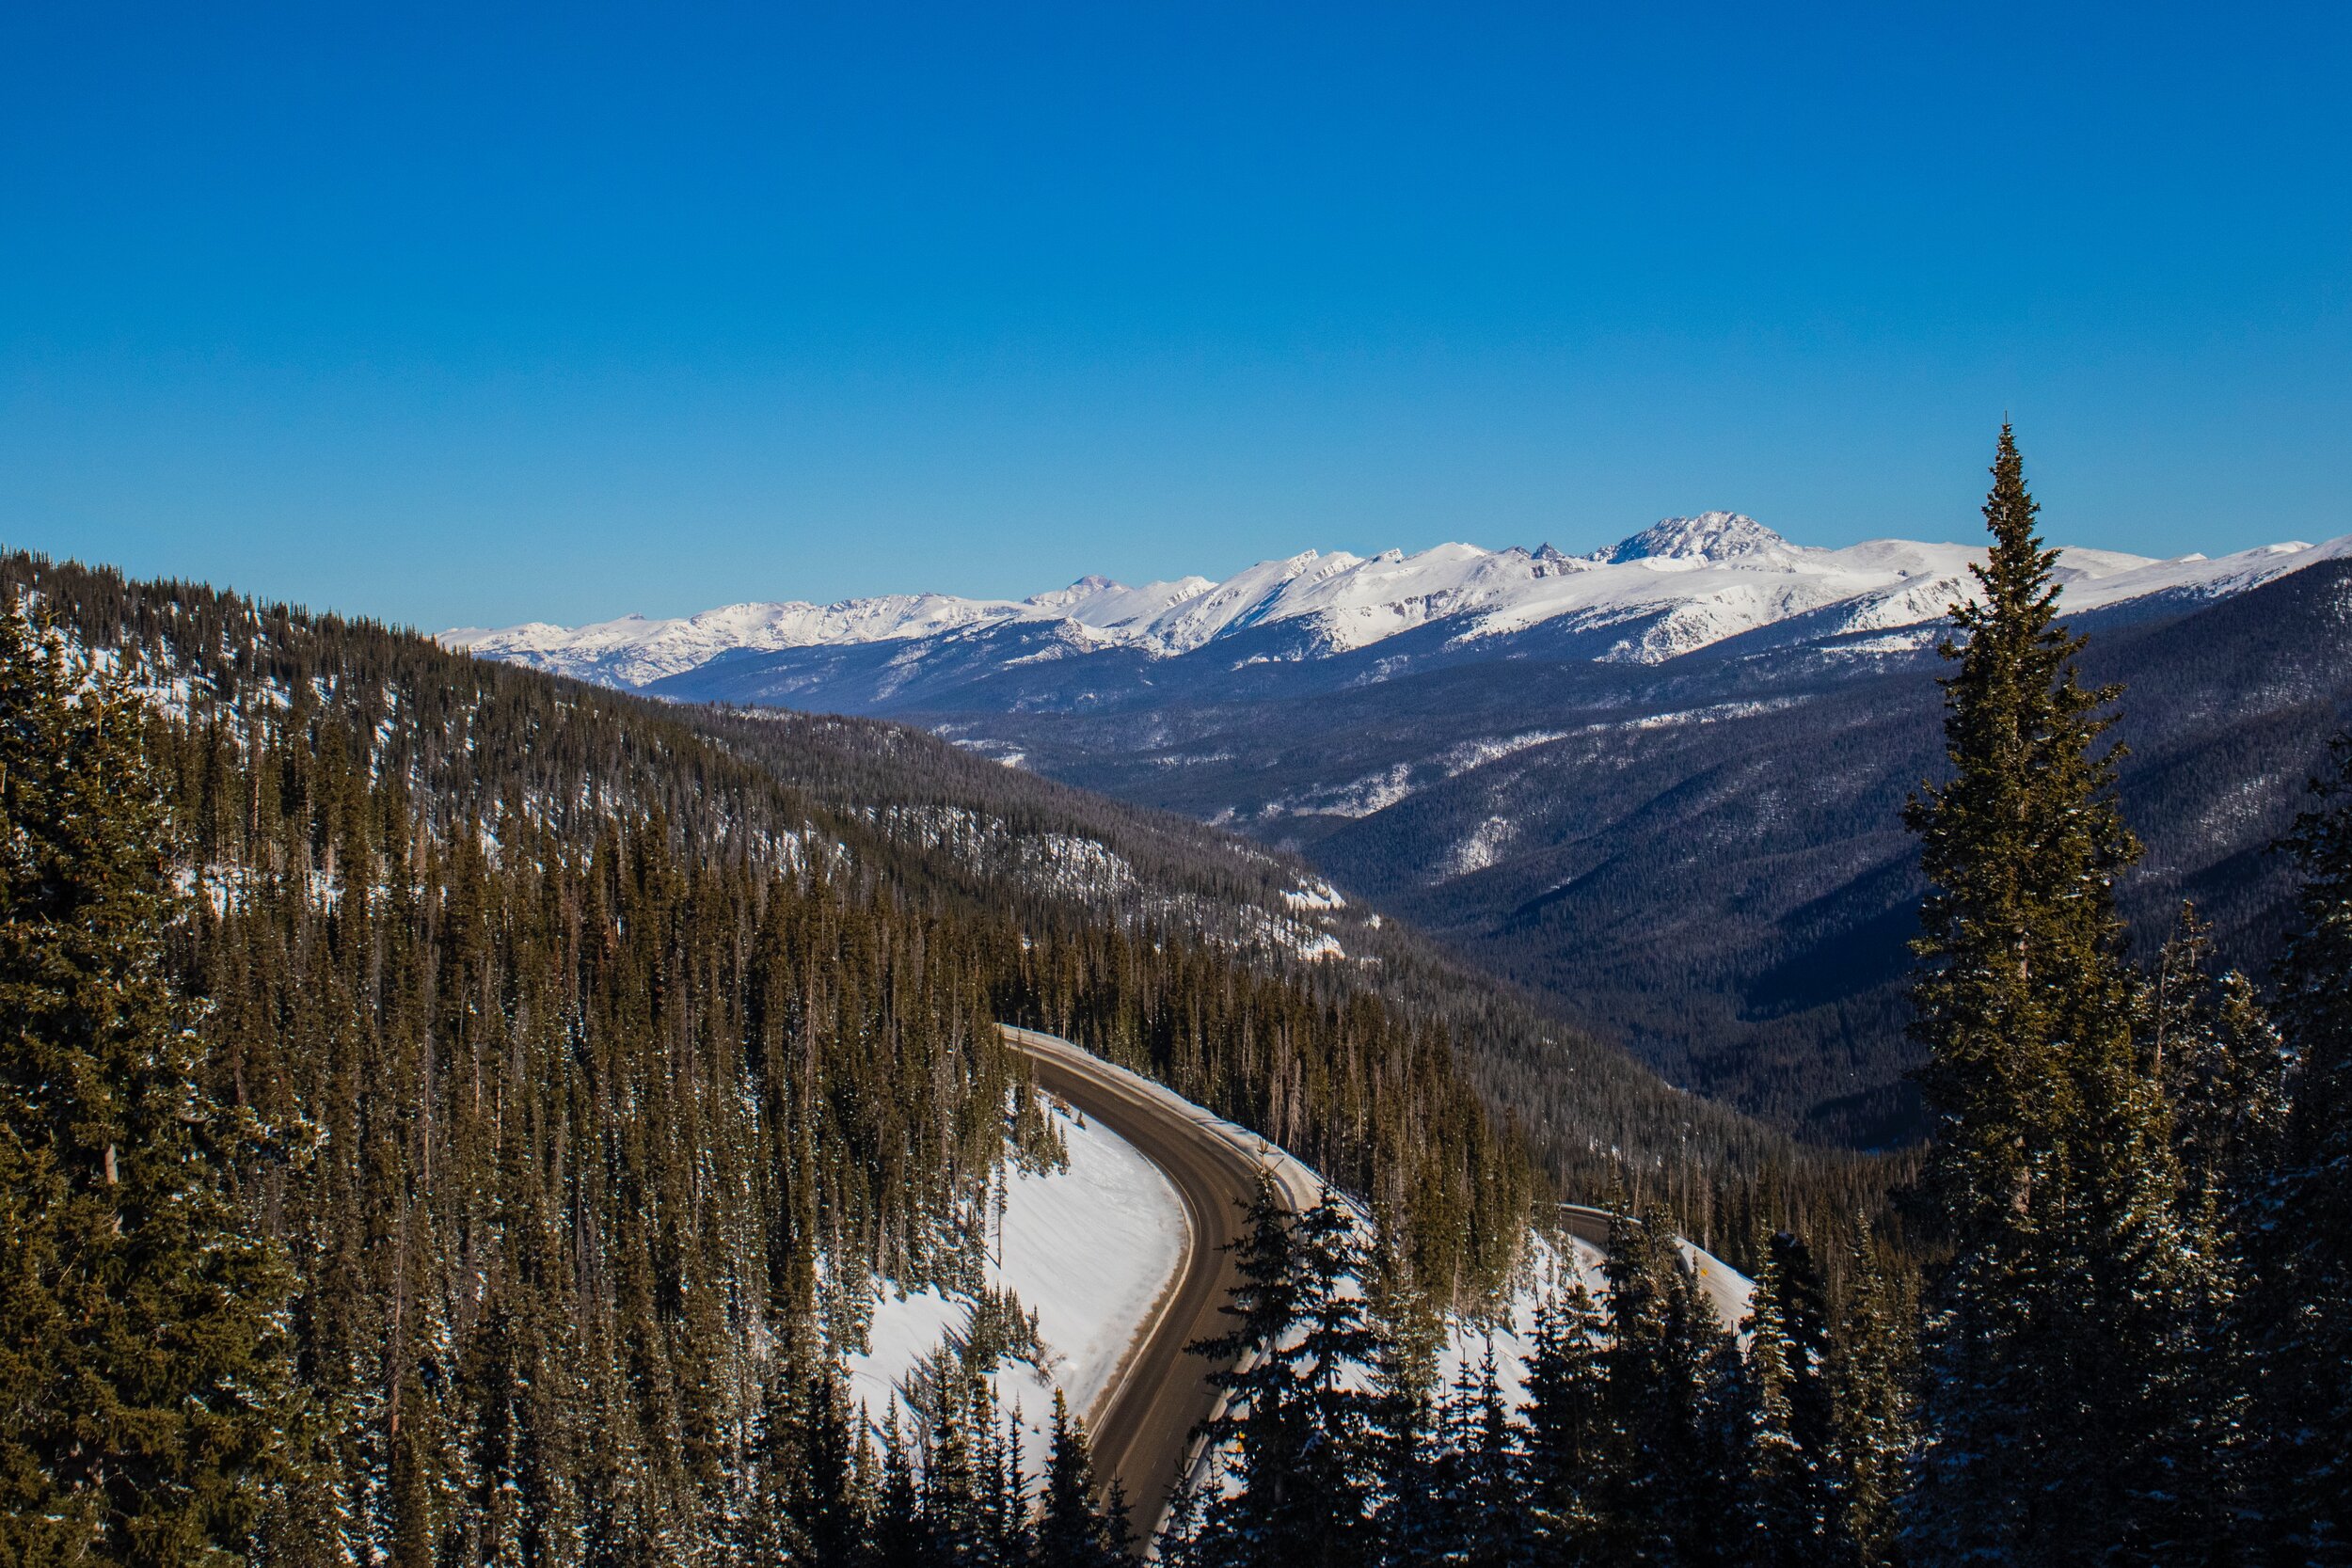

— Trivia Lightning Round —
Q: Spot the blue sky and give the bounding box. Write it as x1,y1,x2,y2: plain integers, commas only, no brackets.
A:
3,2,2346,629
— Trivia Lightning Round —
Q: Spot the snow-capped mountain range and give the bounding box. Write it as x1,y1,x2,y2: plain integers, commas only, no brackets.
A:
444,513,2352,693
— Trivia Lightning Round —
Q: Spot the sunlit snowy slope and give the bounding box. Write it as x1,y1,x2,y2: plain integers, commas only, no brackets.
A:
444,514,2352,693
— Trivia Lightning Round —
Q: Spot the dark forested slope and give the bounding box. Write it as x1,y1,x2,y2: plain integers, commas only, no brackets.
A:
673,705,1882,1241
906,560,2352,1142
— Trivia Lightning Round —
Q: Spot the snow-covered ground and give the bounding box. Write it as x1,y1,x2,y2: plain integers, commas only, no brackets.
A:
843,1099,1187,1461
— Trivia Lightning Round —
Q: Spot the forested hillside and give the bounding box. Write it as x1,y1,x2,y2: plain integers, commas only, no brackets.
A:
1132,431,2352,1568
678,706,1888,1249
0,548,1555,1561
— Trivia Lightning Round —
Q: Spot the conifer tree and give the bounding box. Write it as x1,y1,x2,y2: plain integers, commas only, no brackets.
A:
1036,1389,1122,1568
1595,1205,1743,1564
1823,1220,1914,1568
875,1402,928,1567
787,1371,873,1567
2247,734,2352,1561
2143,904,2283,1553
2150,904,2286,1228
0,608,301,1564
1362,1289,1441,1568
1900,426,2204,1563
921,1377,981,1564
1446,1345,1537,1568
1288,1191,1381,1553
1519,1268,1606,1560
1150,1475,1211,1568
1189,1182,1379,1568
981,1401,1034,1568
1741,1230,1834,1568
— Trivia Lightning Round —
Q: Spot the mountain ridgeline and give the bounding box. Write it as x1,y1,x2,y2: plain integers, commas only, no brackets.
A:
1132,432,2352,1568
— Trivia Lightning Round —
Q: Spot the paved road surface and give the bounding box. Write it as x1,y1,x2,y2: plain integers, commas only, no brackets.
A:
999,1026,1318,1532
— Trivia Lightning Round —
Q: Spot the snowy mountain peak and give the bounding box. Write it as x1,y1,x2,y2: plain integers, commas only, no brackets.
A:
1597,512,1796,565
445,518,2352,693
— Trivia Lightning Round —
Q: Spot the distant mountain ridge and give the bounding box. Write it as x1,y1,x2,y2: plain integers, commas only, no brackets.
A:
443,514,2350,694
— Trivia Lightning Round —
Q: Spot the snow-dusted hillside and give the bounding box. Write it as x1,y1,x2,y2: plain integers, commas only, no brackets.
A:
443,515,2352,690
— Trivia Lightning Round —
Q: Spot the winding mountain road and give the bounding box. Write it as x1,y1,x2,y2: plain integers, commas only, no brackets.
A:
1000,1026,1754,1540
999,1026,1319,1526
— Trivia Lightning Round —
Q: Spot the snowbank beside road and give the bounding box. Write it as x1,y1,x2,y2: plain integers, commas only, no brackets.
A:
845,1098,1188,1445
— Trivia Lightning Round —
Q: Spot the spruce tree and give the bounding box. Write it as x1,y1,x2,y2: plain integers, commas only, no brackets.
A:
981,1401,1034,1568
874,1402,928,1567
1449,1345,1537,1568
1741,1230,1835,1568
1595,1205,1743,1565
1900,426,2204,1563
1362,1285,1441,1568
1519,1267,1606,1560
0,608,301,1565
1823,1219,1914,1568
1189,1182,1378,1568
787,1370,873,1567
1189,1177,1307,1568
920,1376,980,1564
1288,1191,1380,1558
1036,1389,1120,1568
2145,904,2283,1554
2151,905,2286,1227
2247,734,2352,1562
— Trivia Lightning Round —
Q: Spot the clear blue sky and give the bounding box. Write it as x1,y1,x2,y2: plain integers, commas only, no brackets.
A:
4,2,2346,630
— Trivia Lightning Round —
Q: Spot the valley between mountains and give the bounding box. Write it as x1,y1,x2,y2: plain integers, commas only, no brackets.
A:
452,514,2352,1141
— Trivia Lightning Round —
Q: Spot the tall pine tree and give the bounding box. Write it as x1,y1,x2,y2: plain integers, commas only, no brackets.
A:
1901,427,2204,1563
1740,1230,1835,1568
1036,1389,1125,1568
1823,1219,1914,1568
1519,1266,1607,1560
1189,1182,1379,1568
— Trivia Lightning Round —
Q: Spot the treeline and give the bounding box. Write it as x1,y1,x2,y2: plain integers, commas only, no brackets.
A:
1153,430,2352,1565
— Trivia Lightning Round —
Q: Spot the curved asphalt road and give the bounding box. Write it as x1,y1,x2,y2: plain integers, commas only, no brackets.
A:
999,1026,1318,1532
998,1027,1754,1544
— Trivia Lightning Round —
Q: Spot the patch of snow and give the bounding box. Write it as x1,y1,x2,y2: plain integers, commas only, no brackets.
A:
1441,816,1519,879
1281,880,1347,911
